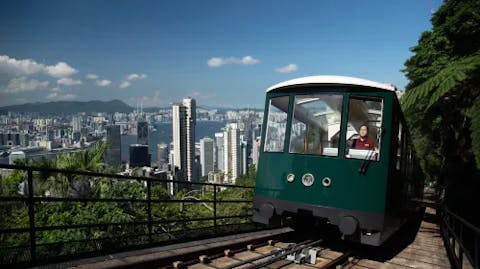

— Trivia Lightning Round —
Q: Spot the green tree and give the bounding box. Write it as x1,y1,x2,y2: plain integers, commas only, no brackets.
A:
402,0,480,222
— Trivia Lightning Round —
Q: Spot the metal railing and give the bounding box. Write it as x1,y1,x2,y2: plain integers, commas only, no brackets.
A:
438,204,479,269
0,163,255,267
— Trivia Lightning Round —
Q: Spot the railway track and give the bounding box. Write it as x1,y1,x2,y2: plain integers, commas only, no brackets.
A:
65,228,359,269
165,237,356,269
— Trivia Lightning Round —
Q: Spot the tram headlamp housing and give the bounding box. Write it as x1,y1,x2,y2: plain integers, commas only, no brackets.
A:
301,173,314,186
286,173,295,183
322,177,332,187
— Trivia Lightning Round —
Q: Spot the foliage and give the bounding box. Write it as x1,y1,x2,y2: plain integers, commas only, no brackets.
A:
402,0,480,220
0,143,255,264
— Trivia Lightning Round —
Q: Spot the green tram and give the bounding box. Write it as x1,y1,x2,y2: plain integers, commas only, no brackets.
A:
253,76,424,246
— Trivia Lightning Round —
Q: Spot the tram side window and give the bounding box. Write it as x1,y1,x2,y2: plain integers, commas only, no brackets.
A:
345,97,383,161
289,94,343,156
396,122,402,170
264,96,289,152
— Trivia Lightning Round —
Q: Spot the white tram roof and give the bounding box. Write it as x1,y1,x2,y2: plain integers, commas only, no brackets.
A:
266,75,396,92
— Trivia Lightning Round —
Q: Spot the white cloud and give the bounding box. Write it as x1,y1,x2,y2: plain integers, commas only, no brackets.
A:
189,90,214,101
46,92,77,101
85,74,111,87
126,73,147,81
4,77,50,93
240,56,260,65
46,62,77,78
275,64,298,73
132,90,165,107
118,73,146,89
207,56,260,67
0,55,45,75
119,81,131,88
85,73,98,80
0,55,78,79
57,77,82,86
51,87,61,92
96,79,112,87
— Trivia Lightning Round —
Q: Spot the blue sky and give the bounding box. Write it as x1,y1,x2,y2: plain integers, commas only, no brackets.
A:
0,0,441,107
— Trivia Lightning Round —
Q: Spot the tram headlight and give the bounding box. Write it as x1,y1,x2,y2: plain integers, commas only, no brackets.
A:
286,173,295,183
301,173,314,187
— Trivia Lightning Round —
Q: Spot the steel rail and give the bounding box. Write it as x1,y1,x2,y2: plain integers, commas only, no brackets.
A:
222,239,323,269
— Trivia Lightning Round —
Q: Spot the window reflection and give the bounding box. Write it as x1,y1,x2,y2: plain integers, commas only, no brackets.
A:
289,94,343,156
264,96,289,152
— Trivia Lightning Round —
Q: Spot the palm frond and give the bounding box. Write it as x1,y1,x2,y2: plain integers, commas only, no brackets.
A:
403,54,480,109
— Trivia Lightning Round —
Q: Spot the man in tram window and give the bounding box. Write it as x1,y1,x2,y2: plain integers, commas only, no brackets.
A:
353,124,375,150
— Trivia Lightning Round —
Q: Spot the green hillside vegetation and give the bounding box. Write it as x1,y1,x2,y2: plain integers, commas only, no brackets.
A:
402,0,480,224
0,142,254,264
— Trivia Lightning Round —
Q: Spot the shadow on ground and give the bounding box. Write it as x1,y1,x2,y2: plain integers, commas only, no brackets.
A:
311,208,431,262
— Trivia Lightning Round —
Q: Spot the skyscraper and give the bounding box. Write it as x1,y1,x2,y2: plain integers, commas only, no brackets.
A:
214,132,224,171
172,98,196,182
137,121,148,145
240,139,248,175
71,115,82,133
129,144,150,167
157,143,169,170
251,136,261,169
200,137,214,177
105,125,121,168
224,123,241,184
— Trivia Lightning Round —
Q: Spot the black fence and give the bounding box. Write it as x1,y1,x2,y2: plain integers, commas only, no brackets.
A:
439,204,479,269
0,163,256,267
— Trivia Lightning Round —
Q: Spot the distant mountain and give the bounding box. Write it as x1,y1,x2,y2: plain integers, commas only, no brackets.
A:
0,100,133,115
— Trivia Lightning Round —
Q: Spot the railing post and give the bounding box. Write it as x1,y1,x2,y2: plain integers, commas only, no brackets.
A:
147,178,152,244
213,185,217,234
474,237,478,269
27,169,36,264
459,224,463,269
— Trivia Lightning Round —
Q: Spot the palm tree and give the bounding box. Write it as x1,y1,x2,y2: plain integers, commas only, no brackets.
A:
54,141,108,197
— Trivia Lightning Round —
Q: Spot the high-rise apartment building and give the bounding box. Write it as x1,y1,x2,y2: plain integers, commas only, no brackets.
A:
71,116,82,133
157,143,169,170
137,121,148,145
200,137,214,177
251,136,261,169
172,98,196,182
240,139,248,175
105,125,121,168
214,132,224,172
223,123,240,183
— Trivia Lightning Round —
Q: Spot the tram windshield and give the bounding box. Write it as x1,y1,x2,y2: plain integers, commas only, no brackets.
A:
345,96,383,161
289,94,343,156
264,96,289,152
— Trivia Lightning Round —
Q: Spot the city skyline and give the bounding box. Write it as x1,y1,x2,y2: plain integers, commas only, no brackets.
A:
0,0,441,107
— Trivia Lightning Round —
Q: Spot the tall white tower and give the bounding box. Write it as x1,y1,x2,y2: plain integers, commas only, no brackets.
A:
172,98,196,182
223,123,240,184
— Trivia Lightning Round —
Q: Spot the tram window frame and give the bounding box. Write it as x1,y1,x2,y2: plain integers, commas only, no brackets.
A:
344,96,384,161
288,93,343,157
263,95,289,153
401,128,408,174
